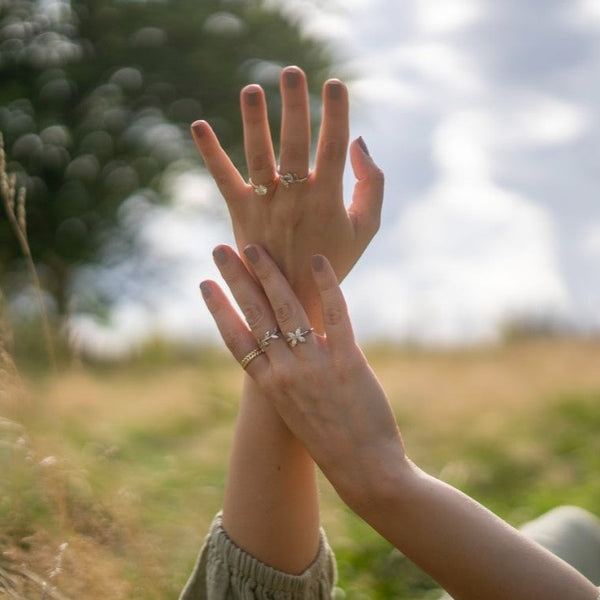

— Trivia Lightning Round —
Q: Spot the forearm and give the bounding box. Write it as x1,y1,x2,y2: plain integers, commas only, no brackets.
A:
222,375,320,574
357,461,598,600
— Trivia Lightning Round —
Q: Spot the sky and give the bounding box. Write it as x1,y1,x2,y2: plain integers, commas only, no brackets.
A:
69,0,600,357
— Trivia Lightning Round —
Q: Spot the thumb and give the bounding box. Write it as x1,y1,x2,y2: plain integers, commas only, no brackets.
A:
348,137,385,244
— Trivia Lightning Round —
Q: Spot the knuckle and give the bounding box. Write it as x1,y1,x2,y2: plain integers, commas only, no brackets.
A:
274,301,296,323
222,329,246,354
323,304,345,327
250,152,272,171
242,301,266,329
279,144,306,166
321,139,346,162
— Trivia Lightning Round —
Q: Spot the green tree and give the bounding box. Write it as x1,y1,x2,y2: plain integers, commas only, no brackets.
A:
0,0,332,317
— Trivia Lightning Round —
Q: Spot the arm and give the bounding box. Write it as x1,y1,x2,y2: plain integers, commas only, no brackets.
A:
200,244,599,600
191,67,383,574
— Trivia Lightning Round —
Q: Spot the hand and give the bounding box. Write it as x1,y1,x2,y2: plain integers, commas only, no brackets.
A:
191,66,384,327
200,244,406,509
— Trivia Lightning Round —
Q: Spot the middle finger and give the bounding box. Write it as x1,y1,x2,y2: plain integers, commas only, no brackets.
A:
278,66,311,180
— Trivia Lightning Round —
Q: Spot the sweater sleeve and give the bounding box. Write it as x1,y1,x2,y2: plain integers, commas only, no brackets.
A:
179,513,337,600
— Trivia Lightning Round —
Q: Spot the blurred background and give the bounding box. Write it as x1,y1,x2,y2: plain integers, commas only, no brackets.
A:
1,1,600,599
2,0,600,361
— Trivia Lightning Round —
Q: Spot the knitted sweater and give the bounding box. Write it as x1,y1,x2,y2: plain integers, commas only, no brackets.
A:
179,513,337,600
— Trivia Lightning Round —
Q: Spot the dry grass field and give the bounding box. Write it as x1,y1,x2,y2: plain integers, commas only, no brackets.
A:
1,337,599,599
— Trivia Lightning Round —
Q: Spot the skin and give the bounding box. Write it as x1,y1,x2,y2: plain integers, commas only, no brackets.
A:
200,246,599,600
191,66,384,329
190,66,384,573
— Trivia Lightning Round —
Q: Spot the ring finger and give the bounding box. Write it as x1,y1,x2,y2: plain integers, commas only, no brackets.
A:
212,245,286,355
241,84,277,194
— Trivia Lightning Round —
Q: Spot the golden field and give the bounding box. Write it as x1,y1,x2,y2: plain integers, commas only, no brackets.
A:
1,337,599,599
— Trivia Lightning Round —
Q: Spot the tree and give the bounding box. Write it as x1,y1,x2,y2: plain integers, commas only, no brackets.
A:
0,0,333,316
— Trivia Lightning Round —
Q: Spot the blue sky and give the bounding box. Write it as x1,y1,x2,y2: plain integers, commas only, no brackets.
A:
69,0,600,356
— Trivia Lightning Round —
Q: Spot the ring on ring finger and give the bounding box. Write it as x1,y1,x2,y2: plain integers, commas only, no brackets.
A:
249,177,276,196
258,328,281,350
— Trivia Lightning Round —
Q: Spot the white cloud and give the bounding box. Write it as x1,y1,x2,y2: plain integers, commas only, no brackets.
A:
415,0,484,35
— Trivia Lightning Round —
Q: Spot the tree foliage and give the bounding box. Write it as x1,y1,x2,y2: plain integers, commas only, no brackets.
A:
0,0,333,314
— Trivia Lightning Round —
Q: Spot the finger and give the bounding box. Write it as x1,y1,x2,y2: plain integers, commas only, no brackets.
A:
190,120,247,199
212,245,283,350
242,244,315,348
279,65,310,178
199,279,267,373
313,79,349,190
347,136,385,245
310,254,355,350
241,84,277,191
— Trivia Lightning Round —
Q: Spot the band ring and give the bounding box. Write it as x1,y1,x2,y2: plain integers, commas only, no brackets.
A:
240,347,264,369
278,170,309,187
249,177,276,196
258,328,280,350
285,327,314,347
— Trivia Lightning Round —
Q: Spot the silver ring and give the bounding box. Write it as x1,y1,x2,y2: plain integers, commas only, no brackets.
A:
240,347,264,369
258,328,280,350
278,171,308,187
285,327,314,347
249,177,275,196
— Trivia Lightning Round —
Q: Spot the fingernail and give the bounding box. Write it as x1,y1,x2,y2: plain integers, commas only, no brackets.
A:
245,89,260,106
285,70,300,88
213,246,228,265
311,254,325,272
357,136,370,156
327,81,342,100
199,281,211,298
244,245,259,264
191,120,204,138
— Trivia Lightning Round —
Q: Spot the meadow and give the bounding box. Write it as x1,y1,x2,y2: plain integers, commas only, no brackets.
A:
1,337,599,599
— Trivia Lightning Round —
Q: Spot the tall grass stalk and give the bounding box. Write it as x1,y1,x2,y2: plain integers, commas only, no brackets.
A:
0,132,56,371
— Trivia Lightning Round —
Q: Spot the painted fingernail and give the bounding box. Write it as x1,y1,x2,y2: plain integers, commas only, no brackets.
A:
245,89,260,106
357,136,370,156
191,120,204,138
311,254,325,272
285,70,300,88
327,81,342,99
199,281,211,298
213,246,228,265
244,245,259,264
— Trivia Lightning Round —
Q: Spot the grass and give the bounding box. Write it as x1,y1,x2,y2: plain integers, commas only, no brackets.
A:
1,337,599,598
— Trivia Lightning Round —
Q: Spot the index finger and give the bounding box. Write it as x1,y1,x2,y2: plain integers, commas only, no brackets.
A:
310,254,355,350
312,79,349,189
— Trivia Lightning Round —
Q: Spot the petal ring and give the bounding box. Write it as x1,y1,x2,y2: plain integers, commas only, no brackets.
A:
286,327,314,347
278,171,308,187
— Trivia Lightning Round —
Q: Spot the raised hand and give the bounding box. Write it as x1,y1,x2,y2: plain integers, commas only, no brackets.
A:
200,244,406,504
191,66,384,326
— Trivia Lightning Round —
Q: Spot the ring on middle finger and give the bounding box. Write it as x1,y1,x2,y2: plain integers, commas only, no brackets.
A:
278,170,308,187
286,327,314,347
258,328,281,350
